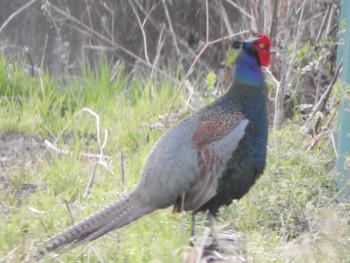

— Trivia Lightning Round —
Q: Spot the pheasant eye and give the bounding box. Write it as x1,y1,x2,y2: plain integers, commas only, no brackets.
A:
259,43,265,49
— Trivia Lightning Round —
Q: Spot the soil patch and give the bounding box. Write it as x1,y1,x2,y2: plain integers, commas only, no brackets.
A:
0,131,47,174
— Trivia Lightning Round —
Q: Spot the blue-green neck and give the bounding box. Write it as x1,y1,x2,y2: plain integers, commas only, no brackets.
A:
233,52,265,86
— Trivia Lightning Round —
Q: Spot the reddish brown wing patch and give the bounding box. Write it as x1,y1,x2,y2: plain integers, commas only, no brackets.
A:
192,112,246,148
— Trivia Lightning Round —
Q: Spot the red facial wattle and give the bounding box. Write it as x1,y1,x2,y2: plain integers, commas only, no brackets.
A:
257,49,271,67
254,34,272,67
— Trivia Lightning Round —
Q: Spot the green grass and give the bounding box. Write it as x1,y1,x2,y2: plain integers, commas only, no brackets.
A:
0,58,349,262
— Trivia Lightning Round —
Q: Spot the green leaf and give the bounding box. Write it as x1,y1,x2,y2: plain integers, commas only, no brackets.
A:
226,51,237,66
206,72,217,88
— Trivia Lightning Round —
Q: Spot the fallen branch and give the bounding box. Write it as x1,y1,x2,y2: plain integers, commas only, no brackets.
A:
44,107,115,197
44,139,110,160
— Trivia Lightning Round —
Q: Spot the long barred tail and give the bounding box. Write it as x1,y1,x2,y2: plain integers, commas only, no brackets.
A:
35,194,153,259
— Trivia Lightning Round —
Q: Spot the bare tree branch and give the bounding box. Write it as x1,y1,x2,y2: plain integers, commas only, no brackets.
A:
0,0,39,34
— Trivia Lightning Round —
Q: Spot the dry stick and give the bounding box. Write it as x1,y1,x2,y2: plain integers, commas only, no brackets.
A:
262,0,269,33
120,150,125,187
330,130,338,159
0,0,38,34
307,102,340,151
64,199,75,224
313,5,331,104
224,0,254,20
134,0,161,79
304,60,343,128
48,2,180,84
273,0,306,130
129,0,150,63
315,3,332,43
40,34,49,71
39,34,49,96
149,26,165,101
220,1,234,35
84,0,94,37
103,2,116,43
205,0,210,43
110,60,121,83
164,30,249,126
84,161,100,197
162,0,180,56
24,240,36,263
325,3,335,39
195,228,211,263
44,140,110,160
88,246,104,263
248,0,259,33
269,0,280,45
281,11,324,30
83,0,95,53
150,26,165,79
3,247,18,262
132,0,210,72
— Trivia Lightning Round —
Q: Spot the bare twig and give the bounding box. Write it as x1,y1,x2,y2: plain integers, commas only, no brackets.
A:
84,0,94,39
84,161,100,197
0,0,38,34
330,130,338,159
205,0,209,43
102,2,116,43
273,0,307,130
64,199,75,224
162,0,180,56
220,2,234,35
150,25,165,78
264,67,280,87
304,60,342,127
269,0,280,46
316,3,332,43
224,0,254,21
132,0,210,71
47,2,180,83
129,0,150,63
195,228,211,263
3,247,18,262
120,150,125,187
39,34,49,96
44,140,110,160
249,0,259,33
325,3,335,39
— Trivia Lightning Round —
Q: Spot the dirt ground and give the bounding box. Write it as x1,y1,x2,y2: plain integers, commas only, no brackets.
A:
0,131,47,175
0,131,49,206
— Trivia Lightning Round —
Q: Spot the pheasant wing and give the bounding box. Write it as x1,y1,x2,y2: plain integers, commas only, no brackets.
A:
175,111,249,212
